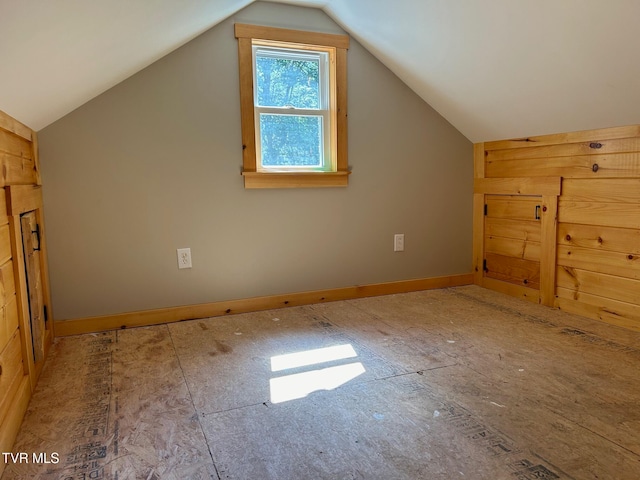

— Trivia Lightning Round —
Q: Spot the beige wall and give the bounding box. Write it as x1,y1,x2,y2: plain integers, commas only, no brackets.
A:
39,2,473,320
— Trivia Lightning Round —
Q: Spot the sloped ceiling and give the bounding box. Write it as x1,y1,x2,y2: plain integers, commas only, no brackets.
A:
1,0,639,142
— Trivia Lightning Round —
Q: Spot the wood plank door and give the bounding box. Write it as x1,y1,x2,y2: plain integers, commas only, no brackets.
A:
20,211,45,363
484,195,542,290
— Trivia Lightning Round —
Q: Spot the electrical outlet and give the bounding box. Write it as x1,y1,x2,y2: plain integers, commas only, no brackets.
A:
394,234,405,252
177,248,192,269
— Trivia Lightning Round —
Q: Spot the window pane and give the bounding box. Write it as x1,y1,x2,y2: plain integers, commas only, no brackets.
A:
255,54,320,109
259,114,323,167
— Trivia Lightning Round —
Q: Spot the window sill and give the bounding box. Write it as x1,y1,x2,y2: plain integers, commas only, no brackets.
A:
241,171,350,189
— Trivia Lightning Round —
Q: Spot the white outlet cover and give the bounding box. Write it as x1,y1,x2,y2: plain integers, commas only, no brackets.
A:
177,248,192,269
394,234,405,252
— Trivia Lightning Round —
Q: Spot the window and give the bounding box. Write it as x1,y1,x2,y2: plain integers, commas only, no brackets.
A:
254,45,330,171
235,24,350,188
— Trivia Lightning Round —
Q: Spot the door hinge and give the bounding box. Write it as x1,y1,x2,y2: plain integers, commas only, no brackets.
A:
483,259,487,272
484,204,488,216
44,305,48,323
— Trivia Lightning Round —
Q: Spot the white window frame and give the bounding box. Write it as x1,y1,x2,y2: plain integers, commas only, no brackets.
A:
253,45,332,172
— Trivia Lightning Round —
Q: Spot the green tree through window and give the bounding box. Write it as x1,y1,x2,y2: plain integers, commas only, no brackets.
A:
255,57,320,108
254,47,329,170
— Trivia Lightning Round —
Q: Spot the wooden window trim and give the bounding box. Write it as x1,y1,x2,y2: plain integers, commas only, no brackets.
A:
235,24,349,189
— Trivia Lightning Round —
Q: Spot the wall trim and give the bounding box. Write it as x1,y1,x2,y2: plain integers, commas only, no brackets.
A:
54,274,473,336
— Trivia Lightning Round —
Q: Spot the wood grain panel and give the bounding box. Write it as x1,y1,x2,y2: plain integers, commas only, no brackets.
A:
558,245,640,280
486,153,640,178
235,23,350,49
0,225,11,266
0,330,24,427
485,195,541,221
539,195,558,307
0,153,37,186
472,142,484,285
335,46,348,173
556,266,640,306
0,129,32,160
6,184,42,216
0,110,31,142
487,137,640,162
558,223,640,254
484,125,640,151
242,171,349,188
0,189,7,226
0,261,16,309
485,217,541,243
0,296,18,355
485,235,540,261
474,143,485,178
474,177,561,196
472,194,484,285
556,288,640,332
481,277,540,304
562,178,640,203
485,253,540,289
32,131,41,186
237,36,256,173
0,377,29,478
558,201,640,229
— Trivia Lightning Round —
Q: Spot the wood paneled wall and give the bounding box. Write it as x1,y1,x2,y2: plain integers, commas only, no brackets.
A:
474,125,640,332
0,109,51,476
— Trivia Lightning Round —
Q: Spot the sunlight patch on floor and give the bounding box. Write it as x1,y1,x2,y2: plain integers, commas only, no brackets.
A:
271,344,358,372
270,344,365,403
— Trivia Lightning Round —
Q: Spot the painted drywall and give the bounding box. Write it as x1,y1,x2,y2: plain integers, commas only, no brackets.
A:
39,2,472,320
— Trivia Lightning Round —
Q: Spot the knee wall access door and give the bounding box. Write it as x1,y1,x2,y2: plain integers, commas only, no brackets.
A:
21,211,46,364
473,175,561,307
484,195,542,290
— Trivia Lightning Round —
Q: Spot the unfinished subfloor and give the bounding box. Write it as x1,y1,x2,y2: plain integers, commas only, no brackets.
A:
2,285,640,479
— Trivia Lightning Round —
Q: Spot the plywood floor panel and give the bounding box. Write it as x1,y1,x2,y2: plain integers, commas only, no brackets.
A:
305,301,457,372
173,309,405,415
201,374,558,480
3,286,640,479
424,364,640,479
2,327,216,480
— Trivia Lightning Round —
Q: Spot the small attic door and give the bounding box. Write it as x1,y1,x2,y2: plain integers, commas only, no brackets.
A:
21,211,45,363
473,169,561,307
483,195,542,290
6,184,54,387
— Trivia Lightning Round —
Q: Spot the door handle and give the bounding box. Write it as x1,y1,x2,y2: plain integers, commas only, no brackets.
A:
31,224,41,251
535,205,541,220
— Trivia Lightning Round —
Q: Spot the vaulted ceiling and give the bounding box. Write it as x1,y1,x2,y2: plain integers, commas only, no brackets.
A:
1,0,639,142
